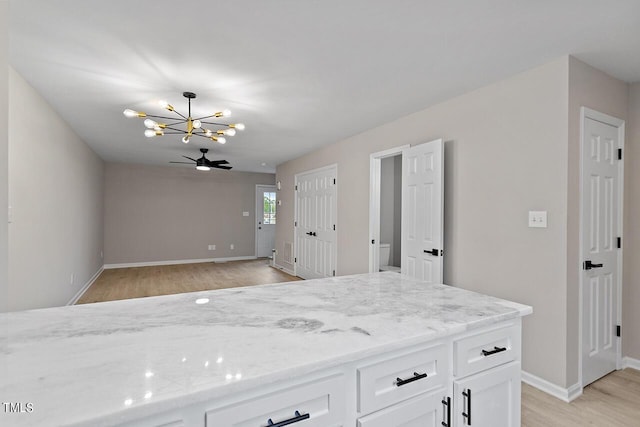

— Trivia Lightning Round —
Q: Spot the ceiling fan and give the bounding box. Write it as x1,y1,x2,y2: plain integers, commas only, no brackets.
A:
170,148,232,171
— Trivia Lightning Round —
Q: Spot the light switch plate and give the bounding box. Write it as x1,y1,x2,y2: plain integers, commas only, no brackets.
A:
528,211,547,228
243,211,249,217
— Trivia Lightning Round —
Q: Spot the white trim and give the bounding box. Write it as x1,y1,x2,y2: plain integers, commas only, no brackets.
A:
103,256,257,269
369,145,409,273
270,263,297,277
255,184,277,258
578,107,625,386
521,371,583,403
67,266,104,305
622,357,640,370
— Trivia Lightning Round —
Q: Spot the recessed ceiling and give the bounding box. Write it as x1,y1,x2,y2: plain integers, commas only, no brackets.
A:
9,1,640,173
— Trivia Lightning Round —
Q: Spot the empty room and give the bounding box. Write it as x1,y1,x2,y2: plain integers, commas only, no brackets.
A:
1,1,640,426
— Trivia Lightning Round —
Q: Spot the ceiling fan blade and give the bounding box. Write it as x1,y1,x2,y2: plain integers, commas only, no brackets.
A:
212,165,233,170
182,156,197,162
169,161,194,164
206,159,230,166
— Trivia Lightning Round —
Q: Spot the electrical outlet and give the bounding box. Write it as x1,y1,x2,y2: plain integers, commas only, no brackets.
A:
208,245,216,251
230,244,234,250
243,211,249,217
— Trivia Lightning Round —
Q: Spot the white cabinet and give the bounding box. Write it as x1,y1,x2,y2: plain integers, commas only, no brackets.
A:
205,374,345,427
357,389,448,427
120,320,523,427
357,343,448,414
453,362,521,427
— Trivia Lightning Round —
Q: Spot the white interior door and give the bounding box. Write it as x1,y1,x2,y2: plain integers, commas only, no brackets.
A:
295,166,337,279
401,139,444,283
255,185,276,258
581,113,622,386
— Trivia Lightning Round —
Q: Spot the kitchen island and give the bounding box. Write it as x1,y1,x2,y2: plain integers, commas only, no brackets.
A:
0,272,531,427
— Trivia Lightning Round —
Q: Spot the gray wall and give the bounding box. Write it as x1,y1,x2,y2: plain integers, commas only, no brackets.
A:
104,163,275,265
624,83,640,361
380,155,401,267
8,67,105,311
276,57,570,387
0,1,8,313
566,57,629,386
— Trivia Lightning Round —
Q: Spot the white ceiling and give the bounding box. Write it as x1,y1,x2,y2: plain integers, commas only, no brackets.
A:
9,1,640,173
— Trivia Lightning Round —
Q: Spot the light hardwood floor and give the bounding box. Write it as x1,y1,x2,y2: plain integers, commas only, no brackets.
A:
77,262,639,425
77,259,300,304
522,368,640,426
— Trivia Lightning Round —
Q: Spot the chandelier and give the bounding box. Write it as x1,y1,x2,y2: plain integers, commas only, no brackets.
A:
123,91,245,144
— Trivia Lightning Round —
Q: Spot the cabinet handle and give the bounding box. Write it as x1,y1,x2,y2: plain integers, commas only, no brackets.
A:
481,346,507,357
441,396,451,427
395,371,428,387
266,410,310,427
462,389,472,425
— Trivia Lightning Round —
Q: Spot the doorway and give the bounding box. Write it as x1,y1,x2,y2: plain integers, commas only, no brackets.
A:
579,107,624,388
369,139,444,283
255,185,277,258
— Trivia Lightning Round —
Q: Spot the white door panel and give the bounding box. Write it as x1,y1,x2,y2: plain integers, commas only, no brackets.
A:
295,166,337,280
581,116,621,386
402,139,444,283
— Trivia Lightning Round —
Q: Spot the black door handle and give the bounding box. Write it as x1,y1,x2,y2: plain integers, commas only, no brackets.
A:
584,260,603,270
424,249,441,256
395,372,428,387
305,232,317,237
481,346,507,357
267,410,310,427
462,389,471,425
441,396,451,427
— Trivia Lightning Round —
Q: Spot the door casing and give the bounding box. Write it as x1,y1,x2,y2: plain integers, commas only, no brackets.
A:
368,145,410,273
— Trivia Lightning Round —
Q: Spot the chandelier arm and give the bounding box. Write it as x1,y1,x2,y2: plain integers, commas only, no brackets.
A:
171,109,188,120
193,114,218,120
144,114,188,122
199,121,230,127
191,132,214,139
162,132,189,135
164,126,189,133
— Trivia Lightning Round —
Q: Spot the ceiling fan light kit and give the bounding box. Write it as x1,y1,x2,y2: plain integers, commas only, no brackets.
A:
123,91,245,145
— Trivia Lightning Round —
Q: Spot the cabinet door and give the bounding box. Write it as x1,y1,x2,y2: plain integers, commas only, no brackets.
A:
357,389,448,427
453,362,520,427
206,374,345,427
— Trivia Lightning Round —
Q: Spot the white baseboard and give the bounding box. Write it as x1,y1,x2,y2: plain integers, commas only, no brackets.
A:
623,356,640,370
104,256,257,269
67,266,104,305
271,263,296,277
521,371,582,402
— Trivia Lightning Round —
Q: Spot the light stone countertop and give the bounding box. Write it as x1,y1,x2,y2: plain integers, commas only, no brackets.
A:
0,272,532,426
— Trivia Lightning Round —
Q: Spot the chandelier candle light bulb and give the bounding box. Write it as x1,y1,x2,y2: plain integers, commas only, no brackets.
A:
124,91,245,145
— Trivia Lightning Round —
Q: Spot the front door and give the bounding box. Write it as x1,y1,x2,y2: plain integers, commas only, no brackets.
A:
581,113,622,386
295,166,337,279
256,185,276,258
401,139,444,283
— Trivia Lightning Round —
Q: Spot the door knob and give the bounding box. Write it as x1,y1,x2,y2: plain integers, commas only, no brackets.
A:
583,260,603,270
423,248,441,256
258,226,262,229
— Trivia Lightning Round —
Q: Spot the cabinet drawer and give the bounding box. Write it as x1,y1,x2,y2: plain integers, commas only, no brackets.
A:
357,390,447,427
454,323,519,378
205,374,345,427
357,344,448,415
